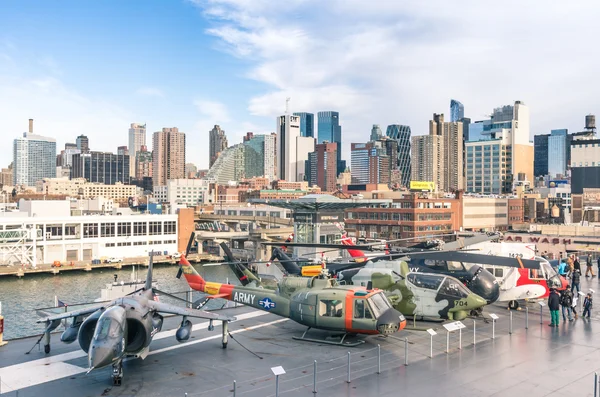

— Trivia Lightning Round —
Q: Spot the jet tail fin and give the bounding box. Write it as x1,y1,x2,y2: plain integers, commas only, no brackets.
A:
219,242,262,286
145,252,154,291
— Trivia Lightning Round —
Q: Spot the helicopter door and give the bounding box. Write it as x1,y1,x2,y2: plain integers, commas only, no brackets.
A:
351,297,376,331
315,296,345,330
406,273,443,317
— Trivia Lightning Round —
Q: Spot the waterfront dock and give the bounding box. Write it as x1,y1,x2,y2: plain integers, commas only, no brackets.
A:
0,253,222,278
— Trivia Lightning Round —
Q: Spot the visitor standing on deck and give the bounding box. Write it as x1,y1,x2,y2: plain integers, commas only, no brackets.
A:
571,269,581,295
583,293,593,319
585,254,595,277
548,288,561,327
574,256,581,273
560,286,574,322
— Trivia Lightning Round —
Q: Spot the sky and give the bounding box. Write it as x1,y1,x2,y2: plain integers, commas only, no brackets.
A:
1,0,599,170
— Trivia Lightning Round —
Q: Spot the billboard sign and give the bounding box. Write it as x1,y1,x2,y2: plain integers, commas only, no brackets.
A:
583,188,600,207
410,181,435,191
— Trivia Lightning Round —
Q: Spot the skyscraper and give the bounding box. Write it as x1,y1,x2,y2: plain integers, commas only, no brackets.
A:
128,123,146,177
13,119,57,186
411,135,443,189
293,112,314,138
450,99,464,122
305,142,337,192
244,134,270,179
209,125,228,167
350,142,390,185
385,125,412,187
277,115,314,182
429,114,464,192
152,127,186,186
534,134,549,177
71,151,130,184
317,111,343,174
135,145,153,180
76,135,89,153
370,125,383,142
465,101,533,194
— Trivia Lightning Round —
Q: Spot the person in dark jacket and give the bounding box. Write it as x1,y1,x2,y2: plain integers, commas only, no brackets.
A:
574,257,581,273
585,254,595,277
548,288,561,327
583,293,593,319
571,269,581,295
560,286,574,322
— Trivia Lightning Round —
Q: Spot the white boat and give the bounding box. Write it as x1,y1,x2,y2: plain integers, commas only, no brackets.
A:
95,267,157,302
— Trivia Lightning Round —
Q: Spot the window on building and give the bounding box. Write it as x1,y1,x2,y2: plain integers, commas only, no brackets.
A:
164,221,176,235
101,223,115,238
65,225,77,237
133,222,147,236
117,222,131,237
149,221,162,235
83,223,98,238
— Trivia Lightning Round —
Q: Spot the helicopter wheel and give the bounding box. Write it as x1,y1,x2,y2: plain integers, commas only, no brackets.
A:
508,300,519,310
44,344,50,354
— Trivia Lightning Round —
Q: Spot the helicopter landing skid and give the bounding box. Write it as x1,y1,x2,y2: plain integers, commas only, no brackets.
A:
292,327,365,347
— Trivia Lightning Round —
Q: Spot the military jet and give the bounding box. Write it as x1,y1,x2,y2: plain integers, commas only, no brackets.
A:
336,261,488,321
36,253,235,385
177,248,406,346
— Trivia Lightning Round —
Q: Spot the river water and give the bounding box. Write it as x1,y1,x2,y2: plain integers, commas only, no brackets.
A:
0,264,236,340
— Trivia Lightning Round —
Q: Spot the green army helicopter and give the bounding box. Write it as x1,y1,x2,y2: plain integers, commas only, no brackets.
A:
336,261,488,321
176,238,407,347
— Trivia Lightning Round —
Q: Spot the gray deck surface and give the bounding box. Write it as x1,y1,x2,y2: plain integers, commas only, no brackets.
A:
1,277,600,396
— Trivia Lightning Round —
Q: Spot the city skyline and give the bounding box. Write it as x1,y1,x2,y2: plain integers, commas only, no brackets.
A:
1,1,599,169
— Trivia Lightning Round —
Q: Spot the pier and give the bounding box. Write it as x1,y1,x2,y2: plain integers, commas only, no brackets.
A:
0,253,221,278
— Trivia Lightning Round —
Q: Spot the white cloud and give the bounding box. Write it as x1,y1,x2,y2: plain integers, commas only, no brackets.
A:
0,74,133,167
136,86,164,97
193,0,600,160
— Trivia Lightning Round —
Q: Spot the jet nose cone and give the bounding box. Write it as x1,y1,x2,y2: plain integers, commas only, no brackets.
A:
88,344,116,370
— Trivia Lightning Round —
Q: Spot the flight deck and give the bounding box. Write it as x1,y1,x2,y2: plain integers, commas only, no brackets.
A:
1,280,600,397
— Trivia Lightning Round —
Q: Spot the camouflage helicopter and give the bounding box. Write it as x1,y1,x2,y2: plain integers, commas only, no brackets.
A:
336,261,488,321
177,237,406,346
265,245,487,321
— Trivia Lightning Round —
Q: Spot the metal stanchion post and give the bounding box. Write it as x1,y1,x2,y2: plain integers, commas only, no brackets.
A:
404,337,408,366
347,352,351,383
459,328,462,350
509,311,513,335
234,380,237,397
427,329,436,358
595,372,598,397
275,375,280,397
446,331,450,353
492,319,496,339
473,320,476,345
377,345,381,374
526,307,529,329
313,361,317,394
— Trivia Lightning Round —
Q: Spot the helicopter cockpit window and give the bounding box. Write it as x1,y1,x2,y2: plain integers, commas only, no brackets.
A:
407,273,443,290
439,278,469,298
447,261,464,271
367,292,392,318
319,299,343,317
354,299,373,319
423,259,446,268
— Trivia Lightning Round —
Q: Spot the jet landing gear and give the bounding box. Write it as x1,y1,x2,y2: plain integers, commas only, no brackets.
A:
292,327,365,347
222,320,228,349
112,361,123,386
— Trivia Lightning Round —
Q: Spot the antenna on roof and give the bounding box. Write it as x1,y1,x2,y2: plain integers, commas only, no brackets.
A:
285,97,291,115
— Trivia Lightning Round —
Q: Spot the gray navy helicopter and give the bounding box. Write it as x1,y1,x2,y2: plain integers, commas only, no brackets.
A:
35,253,235,385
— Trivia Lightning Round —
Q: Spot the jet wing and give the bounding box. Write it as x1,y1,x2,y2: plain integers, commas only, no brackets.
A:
147,301,236,322
36,304,104,323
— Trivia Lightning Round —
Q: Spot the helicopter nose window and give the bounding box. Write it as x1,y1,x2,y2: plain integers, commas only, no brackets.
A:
319,300,343,317
354,299,373,319
407,273,443,290
440,278,469,298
